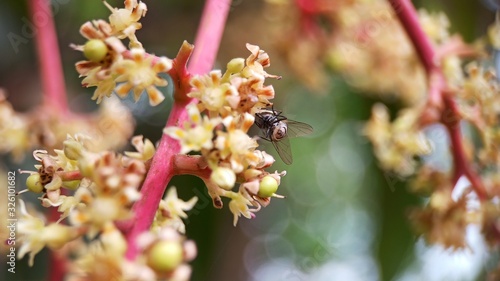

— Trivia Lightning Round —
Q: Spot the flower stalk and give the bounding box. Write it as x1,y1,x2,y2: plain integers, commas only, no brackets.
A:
124,0,232,260
387,0,488,200
173,155,211,179
28,1,71,279
29,0,69,114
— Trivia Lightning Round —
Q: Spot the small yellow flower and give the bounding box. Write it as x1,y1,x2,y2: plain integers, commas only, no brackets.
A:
164,104,221,154
71,243,127,280
230,76,275,114
74,36,126,75
114,48,172,106
242,43,281,79
228,192,253,226
103,0,147,47
124,135,156,162
73,19,127,101
418,9,450,44
189,70,240,116
84,151,145,195
17,200,80,266
0,91,30,161
212,115,259,173
81,67,117,104
365,104,431,176
69,151,144,236
156,187,198,234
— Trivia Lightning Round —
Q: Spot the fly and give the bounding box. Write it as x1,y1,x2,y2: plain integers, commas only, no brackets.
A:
254,108,313,165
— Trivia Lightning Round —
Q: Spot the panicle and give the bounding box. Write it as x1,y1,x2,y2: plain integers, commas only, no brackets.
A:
165,45,286,225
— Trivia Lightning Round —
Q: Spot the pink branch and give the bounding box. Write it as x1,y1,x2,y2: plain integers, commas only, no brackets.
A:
388,0,436,73
189,0,231,75
124,0,231,260
29,0,69,114
58,170,83,181
29,1,69,279
173,154,212,179
387,0,488,200
443,95,488,200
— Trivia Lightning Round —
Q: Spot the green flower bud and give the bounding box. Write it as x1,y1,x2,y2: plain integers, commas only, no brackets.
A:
62,180,80,190
26,174,44,193
83,39,108,63
258,176,278,198
148,241,184,272
227,58,245,74
63,139,83,160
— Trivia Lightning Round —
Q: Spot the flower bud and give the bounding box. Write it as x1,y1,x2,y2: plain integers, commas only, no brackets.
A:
62,180,81,190
258,176,278,198
83,39,108,63
147,241,184,272
63,139,84,160
227,58,245,73
26,174,44,193
101,223,127,256
210,167,236,190
43,223,79,249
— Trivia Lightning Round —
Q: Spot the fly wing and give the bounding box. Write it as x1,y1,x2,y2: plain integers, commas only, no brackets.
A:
285,120,313,138
272,136,293,165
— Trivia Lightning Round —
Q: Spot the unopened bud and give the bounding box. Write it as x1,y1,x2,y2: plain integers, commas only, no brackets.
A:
148,241,184,272
26,174,44,193
63,139,84,160
83,39,108,63
210,167,236,190
227,58,245,73
258,176,278,198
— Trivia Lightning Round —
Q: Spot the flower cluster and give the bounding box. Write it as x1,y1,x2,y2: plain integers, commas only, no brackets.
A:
10,0,298,279
265,0,500,274
73,0,172,106
364,103,432,177
265,0,427,104
165,44,285,225
0,92,133,162
17,135,198,280
154,187,198,234
408,167,470,249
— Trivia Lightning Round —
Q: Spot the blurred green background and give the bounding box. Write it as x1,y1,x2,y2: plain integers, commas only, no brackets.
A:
0,1,497,280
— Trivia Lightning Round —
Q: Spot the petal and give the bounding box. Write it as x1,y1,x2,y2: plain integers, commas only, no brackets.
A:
115,83,133,97
132,87,143,101
146,86,165,106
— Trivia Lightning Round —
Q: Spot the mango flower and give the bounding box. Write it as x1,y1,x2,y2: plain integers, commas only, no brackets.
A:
164,104,222,154
113,48,172,106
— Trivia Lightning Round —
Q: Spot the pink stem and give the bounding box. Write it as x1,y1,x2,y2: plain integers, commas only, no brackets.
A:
387,0,488,200
28,1,69,279
189,0,231,75
29,0,69,114
124,0,231,260
173,154,212,179
388,0,436,73
443,95,488,200
58,170,83,181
